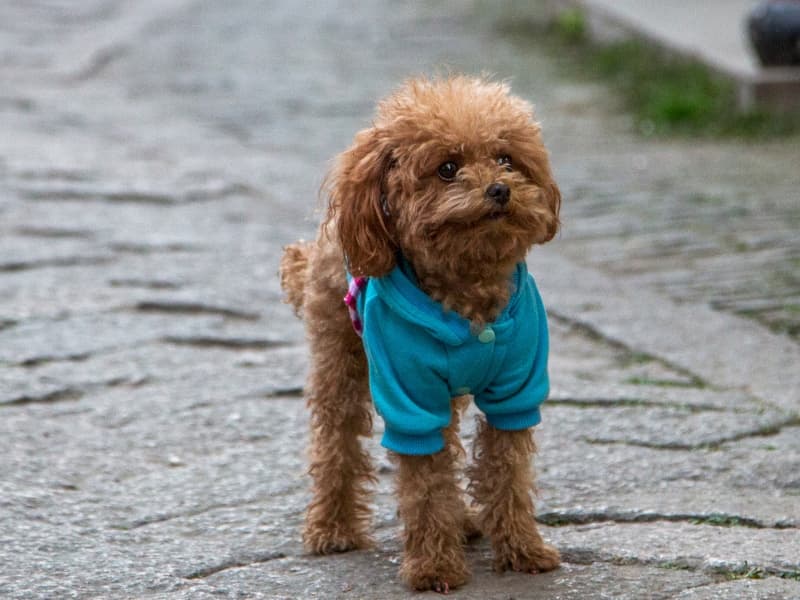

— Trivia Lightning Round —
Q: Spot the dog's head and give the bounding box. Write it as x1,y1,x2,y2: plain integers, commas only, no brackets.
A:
324,76,560,278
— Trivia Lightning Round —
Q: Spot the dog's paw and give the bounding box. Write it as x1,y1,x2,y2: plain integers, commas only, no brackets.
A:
404,573,466,594
400,556,470,593
303,525,372,555
494,540,561,574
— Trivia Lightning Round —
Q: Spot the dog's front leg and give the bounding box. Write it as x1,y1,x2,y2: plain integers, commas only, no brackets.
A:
394,424,471,592
468,418,560,574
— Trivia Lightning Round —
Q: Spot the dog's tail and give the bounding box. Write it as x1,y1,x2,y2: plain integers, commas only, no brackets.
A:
280,241,312,317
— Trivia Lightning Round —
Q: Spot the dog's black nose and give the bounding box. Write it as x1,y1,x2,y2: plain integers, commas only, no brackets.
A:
485,182,510,206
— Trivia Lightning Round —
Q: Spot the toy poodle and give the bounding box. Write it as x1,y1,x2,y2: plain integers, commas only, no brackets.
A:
280,75,561,592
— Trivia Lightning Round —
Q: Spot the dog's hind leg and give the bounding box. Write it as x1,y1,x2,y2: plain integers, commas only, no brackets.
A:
301,246,375,554
467,419,560,574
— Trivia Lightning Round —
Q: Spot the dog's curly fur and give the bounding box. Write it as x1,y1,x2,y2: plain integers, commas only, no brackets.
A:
280,75,561,591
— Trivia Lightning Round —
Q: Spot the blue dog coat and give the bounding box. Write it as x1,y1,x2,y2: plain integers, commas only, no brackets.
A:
347,259,550,456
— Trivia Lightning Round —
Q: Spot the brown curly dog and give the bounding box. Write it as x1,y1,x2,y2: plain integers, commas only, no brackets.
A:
280,75,561,592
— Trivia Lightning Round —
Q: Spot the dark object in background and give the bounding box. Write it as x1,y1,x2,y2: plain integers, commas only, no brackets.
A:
748,0,800,66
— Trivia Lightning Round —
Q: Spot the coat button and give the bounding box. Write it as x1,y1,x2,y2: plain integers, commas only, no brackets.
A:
478,327,495,343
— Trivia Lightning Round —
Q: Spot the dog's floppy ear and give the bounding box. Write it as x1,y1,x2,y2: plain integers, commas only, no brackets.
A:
539,179,561,242
507,117,561,243
323,127,397,277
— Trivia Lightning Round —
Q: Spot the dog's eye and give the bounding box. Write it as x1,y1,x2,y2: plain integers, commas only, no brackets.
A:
497,155,513,171
437,161,459,182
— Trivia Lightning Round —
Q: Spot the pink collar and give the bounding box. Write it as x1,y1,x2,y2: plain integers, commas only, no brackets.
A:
343,276,367,337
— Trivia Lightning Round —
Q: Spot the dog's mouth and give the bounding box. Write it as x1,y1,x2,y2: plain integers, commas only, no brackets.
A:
484,208,510,221
433,198,514,230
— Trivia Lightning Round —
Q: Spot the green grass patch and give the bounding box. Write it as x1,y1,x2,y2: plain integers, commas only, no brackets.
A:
553,7,586,42
688,193,725,205
725,565,768,580
591,39,799,137
619,351,656,366
499,8,800,138
787,303,800,314
657,561,695,572
737,306,800,338
718,564,800,582
689,514,747,528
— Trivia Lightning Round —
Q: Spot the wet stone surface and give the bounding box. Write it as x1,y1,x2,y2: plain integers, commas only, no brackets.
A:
1,1,799,599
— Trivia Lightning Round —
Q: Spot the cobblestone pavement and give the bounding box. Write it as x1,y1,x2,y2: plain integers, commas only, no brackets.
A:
1,1,798,599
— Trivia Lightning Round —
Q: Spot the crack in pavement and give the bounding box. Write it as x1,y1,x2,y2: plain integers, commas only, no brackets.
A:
108,278,183,290
133,301,260,321
538,510,797,530
558,547,800,581
2,387,85,406
113,488,305,530
0,255,114,273
14,168,94,182
258,386,304,399
19,183,257,205
20,188,178,204
584,415,800,450
14,226,96,239
109,242,204,255
547,396,731,413
70,43,129,82
17,352,91,368
1,376,149,407
182,551,287,579
549,310,710,389
161,335,290,350
54,0,202,83
0,319,18,331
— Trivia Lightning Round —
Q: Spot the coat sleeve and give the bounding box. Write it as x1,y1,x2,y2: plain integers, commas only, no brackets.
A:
474,276,549,430
361,299,452,455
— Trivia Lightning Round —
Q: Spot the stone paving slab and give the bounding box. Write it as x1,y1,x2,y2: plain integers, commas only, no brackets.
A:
236,555,715,600
675,578,800,600
530,248,800,415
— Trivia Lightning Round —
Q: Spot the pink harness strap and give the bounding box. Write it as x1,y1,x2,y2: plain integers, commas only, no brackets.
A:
344,276,367,337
